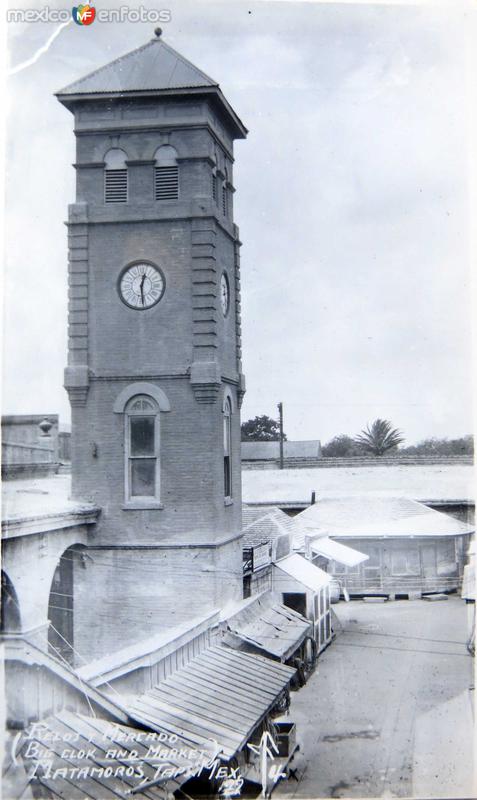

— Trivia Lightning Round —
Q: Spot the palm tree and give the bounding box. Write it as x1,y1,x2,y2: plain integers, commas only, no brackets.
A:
354,419,404,456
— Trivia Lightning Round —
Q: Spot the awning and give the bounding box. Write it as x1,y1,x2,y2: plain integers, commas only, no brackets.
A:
310,537,368,567
225,594,312,661
18,709,217,799
274,553,331,592
126,645,295,760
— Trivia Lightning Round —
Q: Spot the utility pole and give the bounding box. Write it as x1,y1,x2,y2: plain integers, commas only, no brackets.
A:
277,402,284,470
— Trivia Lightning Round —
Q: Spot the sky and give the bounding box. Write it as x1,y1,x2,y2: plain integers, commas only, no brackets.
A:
2,0,476,445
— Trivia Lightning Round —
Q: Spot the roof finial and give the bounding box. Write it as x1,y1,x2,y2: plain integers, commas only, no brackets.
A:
154,27,162,38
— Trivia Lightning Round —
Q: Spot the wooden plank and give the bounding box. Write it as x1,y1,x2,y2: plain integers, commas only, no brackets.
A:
128,698,229,748
209,645,295,680
163,670,257,716
172,662,273,707
160,678,253,725
131,693,242,749
192,655,284,696
125,704,218,754
147,687,250,735
207,651,294,689
182,653,283,694
39,774,98,799
25,734,120,800
54,714,168,799
176,661,276,705
203,646,290,681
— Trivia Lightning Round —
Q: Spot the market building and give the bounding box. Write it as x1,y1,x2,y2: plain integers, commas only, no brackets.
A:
294,496,474,598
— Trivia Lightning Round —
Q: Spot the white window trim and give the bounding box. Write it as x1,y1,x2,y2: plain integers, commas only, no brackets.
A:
223,395,232,503
122,396,163,510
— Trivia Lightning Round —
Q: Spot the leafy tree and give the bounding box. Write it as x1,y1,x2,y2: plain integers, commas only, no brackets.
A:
241,415,287,442
400,435,473,456
321,435,360,457
354,419,404,456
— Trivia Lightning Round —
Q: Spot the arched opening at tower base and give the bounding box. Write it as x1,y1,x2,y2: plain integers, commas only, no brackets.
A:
48,545,84,667
1,571,21,633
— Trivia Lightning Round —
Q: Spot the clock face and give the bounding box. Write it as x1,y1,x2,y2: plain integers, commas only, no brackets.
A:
118,262,165,310
220,272,230,317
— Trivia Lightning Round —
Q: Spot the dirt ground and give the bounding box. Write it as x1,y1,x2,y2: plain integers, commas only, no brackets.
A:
275,596,475,799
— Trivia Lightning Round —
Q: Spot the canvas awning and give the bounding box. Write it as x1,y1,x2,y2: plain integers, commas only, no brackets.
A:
126,645,295,760
274,553,332,592
310,537,369,567
225,594,312,661
18,709,216,799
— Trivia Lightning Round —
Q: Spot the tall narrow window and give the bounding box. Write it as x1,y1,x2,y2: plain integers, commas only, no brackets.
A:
104,148,128,203
154,145,179,200
126,395,159,501
223,397,232,498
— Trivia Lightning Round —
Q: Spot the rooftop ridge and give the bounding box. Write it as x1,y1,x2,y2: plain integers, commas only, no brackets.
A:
159,38,218,89
56,38,155,95
56,36,218,96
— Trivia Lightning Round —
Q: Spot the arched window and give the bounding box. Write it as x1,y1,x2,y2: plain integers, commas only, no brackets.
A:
104,148,128,203
154,145,179,200
223,396,232,499
125,395,160,501
222,167,228,217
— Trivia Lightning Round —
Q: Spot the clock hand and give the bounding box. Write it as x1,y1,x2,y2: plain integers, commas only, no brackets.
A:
140,274,146,305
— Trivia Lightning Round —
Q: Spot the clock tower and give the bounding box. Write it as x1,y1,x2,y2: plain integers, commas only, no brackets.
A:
56,33,247,661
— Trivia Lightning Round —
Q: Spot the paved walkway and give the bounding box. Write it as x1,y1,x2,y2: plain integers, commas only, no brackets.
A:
275,597,475,798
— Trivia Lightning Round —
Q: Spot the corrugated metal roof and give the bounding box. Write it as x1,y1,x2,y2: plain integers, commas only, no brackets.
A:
274,554,331,592
125,645,295,760
242,505,283,528
18,710,209,799
242,513,290,549
57,38,217,96
310,536,369,567
297,496,475,539
225,593,312,661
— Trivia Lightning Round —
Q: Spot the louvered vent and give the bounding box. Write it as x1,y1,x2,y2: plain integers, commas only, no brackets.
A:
222,185,228,216
104,169,128,203
155,166,179,200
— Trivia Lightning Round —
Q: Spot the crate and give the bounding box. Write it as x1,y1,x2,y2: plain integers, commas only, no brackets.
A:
275,722,297,758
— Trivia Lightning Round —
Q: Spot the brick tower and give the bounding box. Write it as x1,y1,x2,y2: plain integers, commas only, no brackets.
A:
56,33,247,661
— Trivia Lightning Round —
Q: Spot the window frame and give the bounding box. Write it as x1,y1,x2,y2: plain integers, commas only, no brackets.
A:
391,546,421,576
223,396,232,501
124,395,161,507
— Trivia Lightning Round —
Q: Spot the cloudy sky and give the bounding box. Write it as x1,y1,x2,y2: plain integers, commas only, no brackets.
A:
3,0,476,444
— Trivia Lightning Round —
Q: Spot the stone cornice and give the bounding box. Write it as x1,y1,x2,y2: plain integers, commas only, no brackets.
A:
2,506,100,539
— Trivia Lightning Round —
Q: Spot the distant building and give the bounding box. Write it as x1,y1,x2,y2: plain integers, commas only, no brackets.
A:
294,496,474,598
242,439,322,466
1,414,59,479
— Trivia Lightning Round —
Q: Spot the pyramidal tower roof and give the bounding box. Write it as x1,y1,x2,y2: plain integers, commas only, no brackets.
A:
56,33,247,137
